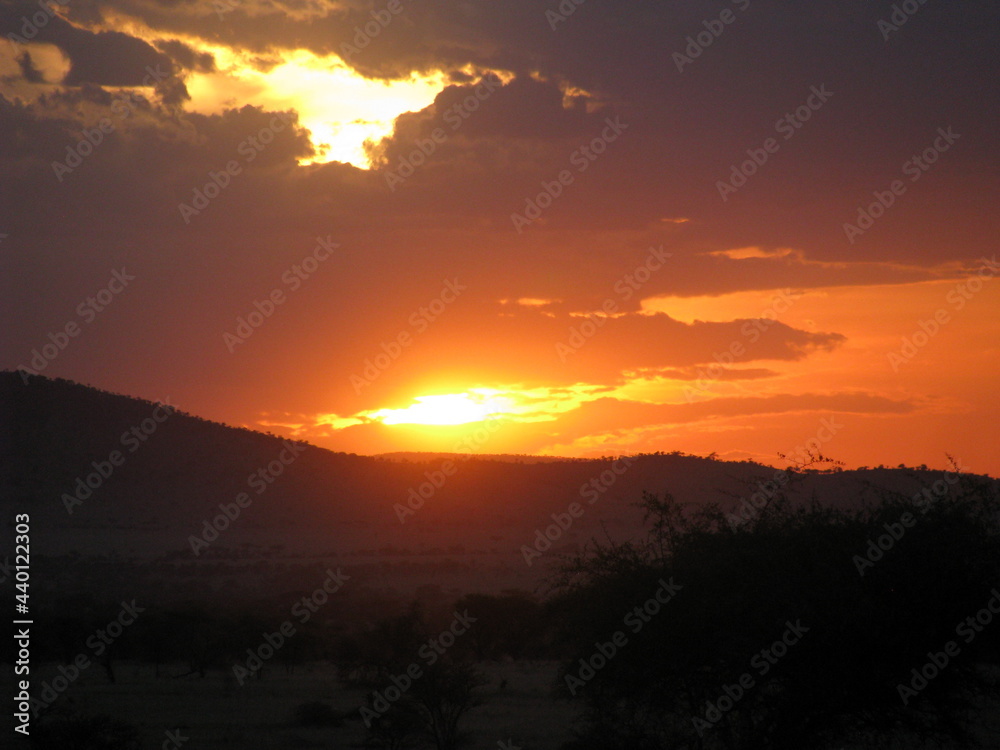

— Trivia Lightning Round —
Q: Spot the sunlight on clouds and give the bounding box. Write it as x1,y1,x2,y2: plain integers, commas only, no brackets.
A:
358,388,544,427
539,420,751,458
613,374,706,403
82,11,505,168
280,281,999,463
184,47,453,167
644,287,805,324
528,72,604,113
310,384,614,433
0,42,71,100
366,392,516,426
707,246,795,260
498,297,562,307
18,43,71,83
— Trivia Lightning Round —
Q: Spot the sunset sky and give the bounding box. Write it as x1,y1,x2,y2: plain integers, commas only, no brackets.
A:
2,0,998,474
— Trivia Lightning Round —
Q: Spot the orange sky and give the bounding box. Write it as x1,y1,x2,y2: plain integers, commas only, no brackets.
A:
2,0,998,475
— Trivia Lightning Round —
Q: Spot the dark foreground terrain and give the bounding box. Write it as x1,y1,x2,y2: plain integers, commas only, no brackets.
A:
4,373,1000,748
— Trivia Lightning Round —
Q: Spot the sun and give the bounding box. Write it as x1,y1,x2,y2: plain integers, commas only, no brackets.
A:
367,391,515,426
83,11,512,169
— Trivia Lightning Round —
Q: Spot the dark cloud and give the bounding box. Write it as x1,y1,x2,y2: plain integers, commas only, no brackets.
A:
154,75,190,107
380,308,847,396
15,51,45,83
1,2,175,85
154,39,215,72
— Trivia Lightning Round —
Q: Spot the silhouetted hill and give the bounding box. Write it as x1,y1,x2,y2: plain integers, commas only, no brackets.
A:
3,371,993,604
377,452,588,464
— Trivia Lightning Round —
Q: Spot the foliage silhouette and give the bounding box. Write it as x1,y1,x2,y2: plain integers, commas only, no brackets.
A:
553,466,1000,749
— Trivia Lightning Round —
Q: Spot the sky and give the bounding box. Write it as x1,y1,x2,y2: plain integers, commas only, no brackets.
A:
2,0,998,474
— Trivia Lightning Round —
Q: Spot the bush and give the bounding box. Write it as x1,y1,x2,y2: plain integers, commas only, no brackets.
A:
554,470,1000,750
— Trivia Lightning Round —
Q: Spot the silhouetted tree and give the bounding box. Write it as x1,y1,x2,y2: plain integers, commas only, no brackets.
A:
342,604,486,749
409,660,486,750
553,468,1000,749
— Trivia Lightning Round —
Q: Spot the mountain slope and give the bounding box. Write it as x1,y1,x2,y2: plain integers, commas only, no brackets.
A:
2,372,989,602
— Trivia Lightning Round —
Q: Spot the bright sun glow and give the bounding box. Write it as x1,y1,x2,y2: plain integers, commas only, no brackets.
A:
85,11,512,169
184,49,456,167
313,383,642,434
367,391,516,426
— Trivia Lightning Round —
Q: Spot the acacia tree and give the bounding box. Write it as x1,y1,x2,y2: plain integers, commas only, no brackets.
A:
408,660,486,750
341,606,486,750
553,466,1000,749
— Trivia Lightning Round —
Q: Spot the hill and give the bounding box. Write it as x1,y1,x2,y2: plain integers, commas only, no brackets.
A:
1,371,989,606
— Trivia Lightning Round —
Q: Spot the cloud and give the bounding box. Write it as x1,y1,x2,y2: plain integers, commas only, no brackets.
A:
2,1,175,86
0,0,997,465
15,50,45,82
154,39,215,72
561,392,917,434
